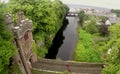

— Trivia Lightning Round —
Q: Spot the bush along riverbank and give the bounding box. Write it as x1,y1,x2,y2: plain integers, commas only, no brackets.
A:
73,14,103,63
73,10,120,73
73,29,101,63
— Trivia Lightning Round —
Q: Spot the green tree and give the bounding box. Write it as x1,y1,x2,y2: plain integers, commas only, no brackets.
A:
100,16,108,23
8,0,69,58
111,9,120,17
0,2,15,74
78,11,87,26
99,24,109,36
73,30,101,63
102,24,120,74
83,16,99,34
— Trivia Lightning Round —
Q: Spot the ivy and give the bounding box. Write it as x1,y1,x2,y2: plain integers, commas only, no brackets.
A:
0,2,15,74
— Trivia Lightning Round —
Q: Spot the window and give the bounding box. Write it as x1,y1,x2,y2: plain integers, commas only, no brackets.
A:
24,33,29,40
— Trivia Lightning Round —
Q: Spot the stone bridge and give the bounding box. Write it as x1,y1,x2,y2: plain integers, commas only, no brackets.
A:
67,12,79,17
32,59,104,74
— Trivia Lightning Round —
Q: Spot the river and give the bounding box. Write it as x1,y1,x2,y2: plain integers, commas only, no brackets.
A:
56,16,79,60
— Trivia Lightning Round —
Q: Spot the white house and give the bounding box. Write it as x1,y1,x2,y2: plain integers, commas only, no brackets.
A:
105,20,111,25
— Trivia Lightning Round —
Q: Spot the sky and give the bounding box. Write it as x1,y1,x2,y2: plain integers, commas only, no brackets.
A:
1,0,119,9
0,0,9,3
60,0,120,9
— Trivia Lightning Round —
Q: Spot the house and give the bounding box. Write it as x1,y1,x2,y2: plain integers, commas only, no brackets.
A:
105,20,111,25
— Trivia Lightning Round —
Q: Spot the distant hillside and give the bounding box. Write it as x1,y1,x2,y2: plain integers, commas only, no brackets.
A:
111,9,120,17
66,4,111,12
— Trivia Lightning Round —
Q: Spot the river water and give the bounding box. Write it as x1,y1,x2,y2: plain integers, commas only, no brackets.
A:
56,16,79,60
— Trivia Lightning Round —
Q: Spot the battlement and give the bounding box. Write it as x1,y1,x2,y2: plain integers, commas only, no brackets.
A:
5,12,37,74
12,12,32,39
4,13,14,30
5,12,33,39
13,19,32,39
4,13,13,24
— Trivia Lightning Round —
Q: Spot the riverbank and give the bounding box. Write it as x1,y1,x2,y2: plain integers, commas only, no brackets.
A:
73,28,101,63
73,15,103,63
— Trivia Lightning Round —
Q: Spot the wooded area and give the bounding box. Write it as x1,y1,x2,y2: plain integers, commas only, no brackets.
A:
0,0,69,73
0,0,120,74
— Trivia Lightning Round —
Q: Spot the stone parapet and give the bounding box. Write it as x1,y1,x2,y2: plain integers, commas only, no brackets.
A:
32,59,104,74
13,19,32,39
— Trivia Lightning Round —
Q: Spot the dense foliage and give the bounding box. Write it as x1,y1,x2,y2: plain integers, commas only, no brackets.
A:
83,16,99,34
77,9,120,73
99,24,109,36
111,9,120,17
3,0,120,73
0,2,15,74
73,30,101,63
102,24,120,74
78,11,88,26
0,0,69,73
8,0,69,58
74,10,114,63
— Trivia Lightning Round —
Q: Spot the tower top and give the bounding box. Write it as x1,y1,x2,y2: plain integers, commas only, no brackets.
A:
18,11,25,23
4,13,13,24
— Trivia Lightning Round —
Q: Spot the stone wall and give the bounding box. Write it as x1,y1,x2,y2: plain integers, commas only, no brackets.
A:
5,12,37,74
32,59,104,74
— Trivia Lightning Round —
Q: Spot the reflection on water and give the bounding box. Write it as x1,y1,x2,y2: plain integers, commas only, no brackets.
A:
45,18,68,59
57,17,79,60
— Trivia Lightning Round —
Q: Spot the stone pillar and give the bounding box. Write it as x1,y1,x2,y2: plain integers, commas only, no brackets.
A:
18,11,24,23
5,12,37,74
4,13,14,30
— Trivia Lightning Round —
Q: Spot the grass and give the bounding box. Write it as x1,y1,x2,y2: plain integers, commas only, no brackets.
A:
9,63,22,74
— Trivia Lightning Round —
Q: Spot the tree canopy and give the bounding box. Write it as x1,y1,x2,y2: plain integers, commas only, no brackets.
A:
73,30,101,63
8,0,69,58
102,24,120,74
78,11,88,26
0,0,69,73
0,2,15,74
83,16,98,34
111,9,120,17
